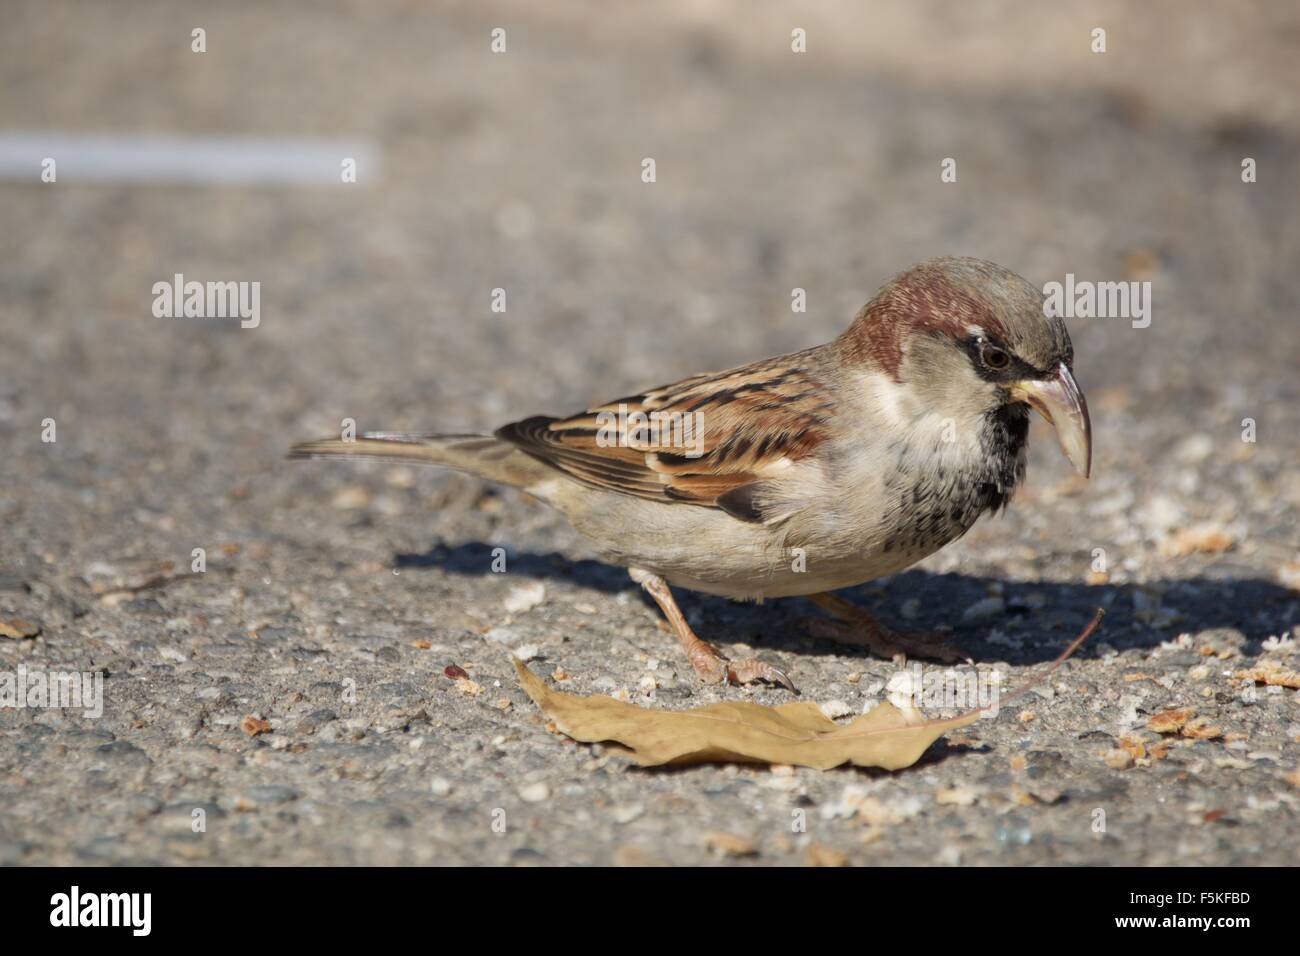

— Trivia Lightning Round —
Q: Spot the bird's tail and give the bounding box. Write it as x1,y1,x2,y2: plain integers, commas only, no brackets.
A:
288,432,550,489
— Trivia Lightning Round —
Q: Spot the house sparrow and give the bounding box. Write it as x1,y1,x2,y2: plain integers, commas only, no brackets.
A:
291,257,1090,691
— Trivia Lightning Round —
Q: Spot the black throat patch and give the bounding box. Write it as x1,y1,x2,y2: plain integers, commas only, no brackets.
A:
878,402,1030,555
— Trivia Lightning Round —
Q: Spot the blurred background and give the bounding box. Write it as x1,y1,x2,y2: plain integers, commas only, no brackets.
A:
0,1,1297,865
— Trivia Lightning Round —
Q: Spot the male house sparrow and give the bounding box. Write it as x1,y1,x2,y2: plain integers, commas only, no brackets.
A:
292,257,1090,690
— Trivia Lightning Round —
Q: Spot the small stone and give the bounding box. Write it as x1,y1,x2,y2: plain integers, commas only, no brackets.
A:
935,784,981,807
512,643,542,661
331,486,372,510
611,803,644,824
1103,748,1134,770
962,596,1005,622
819,699,854,720
519,782,550,803
503,581,546,614
385,466,416,489
430,777,453,797
484,625,523,646
1175,433,1214,464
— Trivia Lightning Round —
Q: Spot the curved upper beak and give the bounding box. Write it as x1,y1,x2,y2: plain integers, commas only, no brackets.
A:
1011,364,1092,478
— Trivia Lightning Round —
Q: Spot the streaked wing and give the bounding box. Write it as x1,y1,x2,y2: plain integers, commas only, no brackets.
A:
495,349,834,518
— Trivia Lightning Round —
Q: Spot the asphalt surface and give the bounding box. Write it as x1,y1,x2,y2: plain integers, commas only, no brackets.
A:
1,1,1297,865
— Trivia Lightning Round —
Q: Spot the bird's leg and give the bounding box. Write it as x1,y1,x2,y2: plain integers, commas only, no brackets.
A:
805,592,963,663
631,570,794,690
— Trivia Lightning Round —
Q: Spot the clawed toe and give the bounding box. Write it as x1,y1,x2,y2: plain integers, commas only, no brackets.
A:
727,657,796,691
688,646,795,691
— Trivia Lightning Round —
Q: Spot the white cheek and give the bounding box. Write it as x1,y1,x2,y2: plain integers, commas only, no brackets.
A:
858,370,923,428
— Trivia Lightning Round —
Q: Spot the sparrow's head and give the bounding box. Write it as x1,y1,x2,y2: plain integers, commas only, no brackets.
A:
841,256,1091,477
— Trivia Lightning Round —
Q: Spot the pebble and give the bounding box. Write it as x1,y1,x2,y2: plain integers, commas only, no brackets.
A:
484,625,523,646
962,596,1005,622
331,486,372,510
611,803,644,824
519,782,551,803
503,582,546,614
818,699,854,720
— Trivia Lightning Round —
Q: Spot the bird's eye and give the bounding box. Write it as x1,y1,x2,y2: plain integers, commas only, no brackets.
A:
980,343,1010,370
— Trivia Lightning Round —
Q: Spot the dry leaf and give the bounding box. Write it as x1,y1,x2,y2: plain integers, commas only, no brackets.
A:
0,618,40,639
1148,707,1195,734
514,657,977,770
1160,524,1235,558
513,609,1104,771
1237,661,1300,689
1182,717,1223,740
703,832,758,858
241,716,272,736
1119,736,1147,760
454,678,483,697
807,843,851,867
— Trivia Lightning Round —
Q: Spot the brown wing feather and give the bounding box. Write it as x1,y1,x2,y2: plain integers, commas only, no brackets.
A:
494,349,834,513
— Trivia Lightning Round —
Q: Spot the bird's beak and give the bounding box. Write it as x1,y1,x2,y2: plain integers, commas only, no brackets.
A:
1011,364,1092,478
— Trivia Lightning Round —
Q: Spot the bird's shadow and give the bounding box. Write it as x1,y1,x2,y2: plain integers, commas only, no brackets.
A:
396,542,1297,666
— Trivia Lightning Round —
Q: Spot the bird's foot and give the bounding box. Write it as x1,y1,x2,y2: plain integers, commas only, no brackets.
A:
686,639,795,691
634,568,796,691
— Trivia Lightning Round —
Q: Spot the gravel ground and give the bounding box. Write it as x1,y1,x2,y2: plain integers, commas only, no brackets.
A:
1,1,1297,866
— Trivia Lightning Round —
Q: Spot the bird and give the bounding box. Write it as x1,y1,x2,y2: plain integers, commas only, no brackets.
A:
290,257,1090,692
